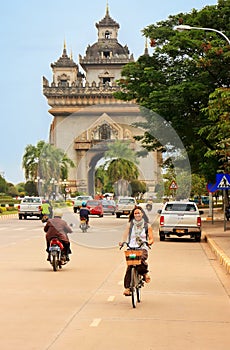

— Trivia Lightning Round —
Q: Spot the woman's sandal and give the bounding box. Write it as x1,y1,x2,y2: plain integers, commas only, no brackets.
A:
144,274,151,283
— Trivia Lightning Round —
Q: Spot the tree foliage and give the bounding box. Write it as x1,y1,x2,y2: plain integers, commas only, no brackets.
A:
22,140,74,182
115,0,230,182
94,140,141,195
22,140,75,197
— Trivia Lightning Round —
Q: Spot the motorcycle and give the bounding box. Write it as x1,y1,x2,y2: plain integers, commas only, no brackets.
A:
48,238,69,271
80,218,88,232
146,201,152,212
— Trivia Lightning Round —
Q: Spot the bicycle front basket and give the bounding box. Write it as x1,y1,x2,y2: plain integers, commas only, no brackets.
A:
125,249,142,266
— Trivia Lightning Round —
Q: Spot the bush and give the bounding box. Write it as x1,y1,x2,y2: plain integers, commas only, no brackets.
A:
6,207,17,212
0,207,7,213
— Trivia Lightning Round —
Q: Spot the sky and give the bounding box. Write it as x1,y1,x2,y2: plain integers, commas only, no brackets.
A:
0,0,218,184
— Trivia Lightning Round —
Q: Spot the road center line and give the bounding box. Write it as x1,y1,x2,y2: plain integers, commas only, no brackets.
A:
107,295,115,302
90,318,101,327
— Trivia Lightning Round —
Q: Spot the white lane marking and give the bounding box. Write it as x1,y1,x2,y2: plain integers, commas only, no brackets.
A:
107,296,115,302
14,228,24,231
90,318,101,327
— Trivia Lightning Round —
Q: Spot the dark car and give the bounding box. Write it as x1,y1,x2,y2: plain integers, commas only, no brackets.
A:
86,200,103,217
101,199,116,215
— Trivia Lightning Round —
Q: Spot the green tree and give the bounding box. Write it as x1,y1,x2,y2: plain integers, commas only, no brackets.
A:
199,87,230,174
101,140,140,195
6,183,19,197
24,181,37,196
191,174,208,197
16,182,25,194
95,165,112,194
107,158,139,183
130,180,147,197
104,139,139,164
22,140,74,196
0,175,7,194
115,0,230,182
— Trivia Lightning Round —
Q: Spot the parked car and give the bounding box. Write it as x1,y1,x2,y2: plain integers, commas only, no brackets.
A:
115,197,137,218
86,200,103,217
73,195,93,213
101,199,116,215
190,196,209,205
157,201,204,242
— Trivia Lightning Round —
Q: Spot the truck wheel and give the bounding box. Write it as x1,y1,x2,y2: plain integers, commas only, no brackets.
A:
116,213,120,218
19,214,22,220
24,215,27,220
195,234,201,242
159,233,165,241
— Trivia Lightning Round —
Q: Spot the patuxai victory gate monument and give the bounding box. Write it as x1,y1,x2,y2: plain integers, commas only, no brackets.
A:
43,3,161,196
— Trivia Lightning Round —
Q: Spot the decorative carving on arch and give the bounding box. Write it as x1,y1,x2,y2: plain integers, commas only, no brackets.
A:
124,128,132,140
88,113,122,141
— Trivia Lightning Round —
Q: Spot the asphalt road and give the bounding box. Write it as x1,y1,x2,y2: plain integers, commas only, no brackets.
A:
0,210,229,350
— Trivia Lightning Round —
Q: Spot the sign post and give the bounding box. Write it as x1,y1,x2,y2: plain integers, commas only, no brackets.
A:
169,180,178,199
208,174,230,231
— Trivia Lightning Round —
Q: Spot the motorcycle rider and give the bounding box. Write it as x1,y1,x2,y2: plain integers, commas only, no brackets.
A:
41,200,53,222
44,209,73,261
79,201,90,227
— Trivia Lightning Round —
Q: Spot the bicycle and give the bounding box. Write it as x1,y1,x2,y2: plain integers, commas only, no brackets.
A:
120,241,151,308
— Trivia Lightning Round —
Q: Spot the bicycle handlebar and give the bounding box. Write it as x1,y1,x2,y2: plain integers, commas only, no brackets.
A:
119,241,151,250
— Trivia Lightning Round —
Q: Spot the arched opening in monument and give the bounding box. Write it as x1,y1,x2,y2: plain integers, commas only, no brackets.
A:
86,146,157,198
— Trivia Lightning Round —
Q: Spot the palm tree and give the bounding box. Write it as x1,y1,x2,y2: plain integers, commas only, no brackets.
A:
104,140,140,196
22,141,45,180
104,139,139,164
22,140,74,196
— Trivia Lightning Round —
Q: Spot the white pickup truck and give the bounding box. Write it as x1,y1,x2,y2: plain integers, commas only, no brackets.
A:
18,197,42,220
115,197,137,218
157,201,204,242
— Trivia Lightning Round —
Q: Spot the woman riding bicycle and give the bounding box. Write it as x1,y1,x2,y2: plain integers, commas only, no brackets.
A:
120,206,154,296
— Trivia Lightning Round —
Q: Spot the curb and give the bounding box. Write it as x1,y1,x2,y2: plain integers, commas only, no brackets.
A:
204,234,230,274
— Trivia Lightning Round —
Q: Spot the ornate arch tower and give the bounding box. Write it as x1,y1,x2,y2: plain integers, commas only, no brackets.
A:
43,5,160,196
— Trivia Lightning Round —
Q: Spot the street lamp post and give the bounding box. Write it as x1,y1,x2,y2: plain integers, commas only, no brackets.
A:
62,179,67,201
50,178,57,200
174,25,230,45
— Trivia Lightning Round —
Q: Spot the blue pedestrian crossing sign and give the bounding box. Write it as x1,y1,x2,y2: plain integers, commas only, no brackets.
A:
216,174,230,190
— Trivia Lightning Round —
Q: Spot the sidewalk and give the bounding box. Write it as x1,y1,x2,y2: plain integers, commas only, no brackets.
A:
203,219,230,274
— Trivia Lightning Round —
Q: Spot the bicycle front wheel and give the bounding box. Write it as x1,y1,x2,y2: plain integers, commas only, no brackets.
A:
130,267,139,308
